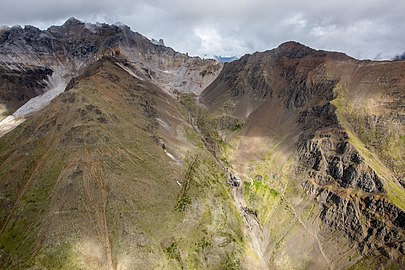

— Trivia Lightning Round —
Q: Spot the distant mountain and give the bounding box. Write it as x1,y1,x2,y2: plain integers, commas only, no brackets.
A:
393,52,405,61
214,55,239,63
201,54,239,63
0,20,404,270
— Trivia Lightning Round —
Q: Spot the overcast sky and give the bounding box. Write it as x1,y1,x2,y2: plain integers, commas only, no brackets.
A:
1,0,404,60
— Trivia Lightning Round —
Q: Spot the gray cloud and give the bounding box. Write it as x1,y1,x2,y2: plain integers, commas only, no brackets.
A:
1,0,404,59
393,52,405,61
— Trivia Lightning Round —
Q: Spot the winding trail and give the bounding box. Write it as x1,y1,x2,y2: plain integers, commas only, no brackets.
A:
286,199,332,269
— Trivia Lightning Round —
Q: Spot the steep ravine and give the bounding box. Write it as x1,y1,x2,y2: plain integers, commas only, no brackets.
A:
181,96,269,269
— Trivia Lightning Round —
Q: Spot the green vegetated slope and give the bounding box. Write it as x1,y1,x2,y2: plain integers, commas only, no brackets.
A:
0,58,246,269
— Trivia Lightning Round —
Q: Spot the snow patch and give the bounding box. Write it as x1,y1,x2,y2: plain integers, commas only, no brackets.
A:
115,62,144,81
0,115,25,137
13,72,66,117
164,149,177,161
0,69,68,137
156,117,171,131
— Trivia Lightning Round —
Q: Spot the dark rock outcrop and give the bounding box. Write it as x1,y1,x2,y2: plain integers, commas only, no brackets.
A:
0,64,53,115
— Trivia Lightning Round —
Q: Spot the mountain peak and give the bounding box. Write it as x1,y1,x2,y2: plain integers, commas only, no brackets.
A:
275,41,315,58
63,17,84,26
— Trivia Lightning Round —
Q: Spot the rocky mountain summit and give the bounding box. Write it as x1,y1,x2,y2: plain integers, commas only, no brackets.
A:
0,17,221,133
0,19,403,270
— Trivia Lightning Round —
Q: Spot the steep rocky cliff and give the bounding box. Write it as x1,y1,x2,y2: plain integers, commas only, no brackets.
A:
0,18,222,95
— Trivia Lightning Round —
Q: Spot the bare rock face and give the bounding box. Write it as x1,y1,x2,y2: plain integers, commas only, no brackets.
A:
300,128,403,259
0,63,52,118
295,60,404,261
315,189,405,259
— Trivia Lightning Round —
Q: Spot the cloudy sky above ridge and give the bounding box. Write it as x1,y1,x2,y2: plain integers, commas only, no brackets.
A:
1,0,404,60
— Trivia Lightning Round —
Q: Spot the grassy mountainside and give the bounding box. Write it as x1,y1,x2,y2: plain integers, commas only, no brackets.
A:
0,58,245,269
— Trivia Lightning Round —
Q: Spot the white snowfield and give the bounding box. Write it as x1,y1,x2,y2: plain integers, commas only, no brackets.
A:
0,115,25,137
14,72,66,117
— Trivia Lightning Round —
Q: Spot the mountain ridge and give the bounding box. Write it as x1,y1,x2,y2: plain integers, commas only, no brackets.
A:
0,18,403,269
0,17,222,135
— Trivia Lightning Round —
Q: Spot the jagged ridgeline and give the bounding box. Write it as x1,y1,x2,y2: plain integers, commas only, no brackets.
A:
0,18,404,269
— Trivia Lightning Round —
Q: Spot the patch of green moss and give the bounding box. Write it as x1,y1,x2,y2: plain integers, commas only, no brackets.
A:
220,254,241,270
230,123,244,132
197,236,212,250
164,241,182,262
175,194,192,213
243,180,280,224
